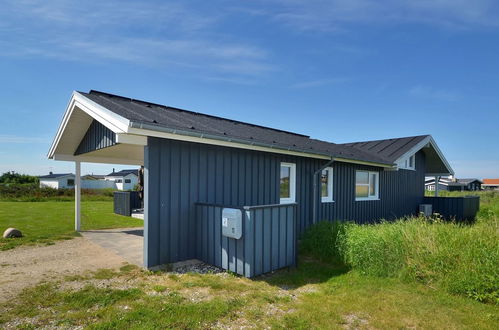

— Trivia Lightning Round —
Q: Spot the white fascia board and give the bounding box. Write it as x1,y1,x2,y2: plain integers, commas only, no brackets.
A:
393,136,454,175
115,133,147,146
52,153,142,166
48,91,130,159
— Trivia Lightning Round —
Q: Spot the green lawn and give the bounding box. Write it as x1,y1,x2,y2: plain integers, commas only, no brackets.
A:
1,260,497,329
1,195,497,328
0,201,143,250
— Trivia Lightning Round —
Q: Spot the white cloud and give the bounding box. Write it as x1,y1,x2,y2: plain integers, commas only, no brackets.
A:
409,85,459,102
252,0,499,32
0,0,273,78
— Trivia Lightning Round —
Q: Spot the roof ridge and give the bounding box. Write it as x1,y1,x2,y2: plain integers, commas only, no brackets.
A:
86,90,311,138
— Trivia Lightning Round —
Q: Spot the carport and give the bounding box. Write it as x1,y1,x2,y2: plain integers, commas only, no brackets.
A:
48,91,147,266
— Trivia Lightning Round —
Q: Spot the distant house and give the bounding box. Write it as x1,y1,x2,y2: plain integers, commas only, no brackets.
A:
39,172,75,189
425,176,482,191
105,169,139,191
482,179,499,190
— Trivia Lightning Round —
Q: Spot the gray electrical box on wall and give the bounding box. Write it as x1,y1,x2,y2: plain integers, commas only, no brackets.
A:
222,208,242,239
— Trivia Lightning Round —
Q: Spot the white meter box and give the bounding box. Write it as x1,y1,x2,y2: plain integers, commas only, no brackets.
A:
222,208,242,239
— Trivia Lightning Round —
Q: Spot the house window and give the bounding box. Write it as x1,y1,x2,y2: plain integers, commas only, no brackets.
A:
402,154,416,170
116,179,122,183
355,171,379,201
280,162,296,203
408,155,415,169
67,179,74,186
321,167,333,202
125,179,131,183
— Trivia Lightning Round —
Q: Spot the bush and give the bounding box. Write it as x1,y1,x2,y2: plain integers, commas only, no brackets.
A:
301,193,499,304
0,184,114,202
0,171,39,185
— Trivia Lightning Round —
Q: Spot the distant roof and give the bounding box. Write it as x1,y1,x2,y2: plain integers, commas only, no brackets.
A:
457,178,482,184
340,135,429,163
82,174,106,180
483,179,499,185
106,169,139,177
78,90,395,166
39,173,74,179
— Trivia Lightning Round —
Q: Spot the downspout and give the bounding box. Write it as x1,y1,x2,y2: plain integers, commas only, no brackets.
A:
312,158,335,224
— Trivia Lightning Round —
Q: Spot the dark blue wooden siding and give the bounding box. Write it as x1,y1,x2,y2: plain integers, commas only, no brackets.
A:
195,203,296,277
144,137,426,267
423,196,479,221
74,120,116,155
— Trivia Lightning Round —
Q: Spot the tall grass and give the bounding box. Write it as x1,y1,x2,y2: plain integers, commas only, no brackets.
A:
301,191,499,304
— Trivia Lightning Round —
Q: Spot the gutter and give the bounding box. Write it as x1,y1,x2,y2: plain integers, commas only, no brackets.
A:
129,121,394,168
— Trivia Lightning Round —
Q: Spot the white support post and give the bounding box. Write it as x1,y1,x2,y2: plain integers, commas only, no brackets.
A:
75,161,81,231
435,175,440,197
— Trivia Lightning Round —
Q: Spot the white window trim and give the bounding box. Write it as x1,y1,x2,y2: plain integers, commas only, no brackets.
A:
399,154,416,171
355,170,379,201
321,167,334,203
280,162,296,204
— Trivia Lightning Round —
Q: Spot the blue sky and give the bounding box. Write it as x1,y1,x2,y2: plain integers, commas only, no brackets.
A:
0,0,498,178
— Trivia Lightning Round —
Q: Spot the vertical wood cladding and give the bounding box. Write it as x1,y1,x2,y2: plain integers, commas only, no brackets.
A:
144,137,426,266
195,203,296,277
74,120,116,155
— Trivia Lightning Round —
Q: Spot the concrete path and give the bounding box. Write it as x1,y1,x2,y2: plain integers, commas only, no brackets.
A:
81,227,143,267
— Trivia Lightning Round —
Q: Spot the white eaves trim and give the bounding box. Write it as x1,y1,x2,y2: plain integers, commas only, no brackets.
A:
48,91,130,159
393,135,454,175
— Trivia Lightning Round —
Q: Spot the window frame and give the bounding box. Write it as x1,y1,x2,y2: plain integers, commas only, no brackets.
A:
401,154,416,171
355,170,379,201
321,167,334,203
67,179,75,186
279,162,296,204
124,179,131,183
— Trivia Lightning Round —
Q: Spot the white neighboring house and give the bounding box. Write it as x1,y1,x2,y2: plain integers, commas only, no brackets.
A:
104,169,139,191
39,172,75,189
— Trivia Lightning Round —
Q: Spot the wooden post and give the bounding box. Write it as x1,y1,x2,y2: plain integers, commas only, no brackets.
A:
75,161,81,231
435,175,440,197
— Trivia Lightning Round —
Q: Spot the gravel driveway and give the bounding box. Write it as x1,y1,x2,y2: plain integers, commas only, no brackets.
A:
0,238,130,302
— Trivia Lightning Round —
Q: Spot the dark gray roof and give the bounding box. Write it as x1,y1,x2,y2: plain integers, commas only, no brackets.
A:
457,178,482,184
79,90,427,166
340,135,429,163
39,173,73,179
106,169,139,177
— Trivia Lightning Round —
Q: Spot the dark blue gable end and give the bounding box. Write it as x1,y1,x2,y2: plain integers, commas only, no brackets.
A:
74,120,116,155
144,137,425,267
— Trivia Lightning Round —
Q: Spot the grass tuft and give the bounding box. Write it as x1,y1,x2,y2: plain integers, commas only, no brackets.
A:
301,191,499,304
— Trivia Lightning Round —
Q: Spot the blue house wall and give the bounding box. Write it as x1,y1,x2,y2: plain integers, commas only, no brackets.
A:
144,137,426,267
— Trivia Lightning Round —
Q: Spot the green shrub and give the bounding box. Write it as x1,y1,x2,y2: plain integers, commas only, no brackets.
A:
301,192,499,304
300,220,347,264
0,184,114,202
